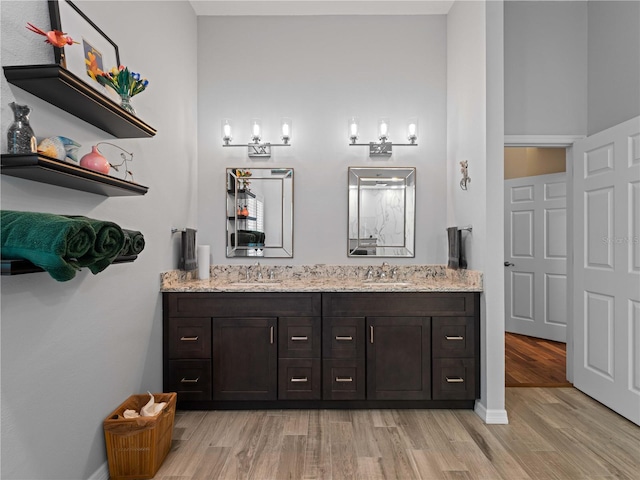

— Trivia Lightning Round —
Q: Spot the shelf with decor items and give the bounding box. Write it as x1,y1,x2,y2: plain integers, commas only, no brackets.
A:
3,64,156,138
1,153,148,197
1,255,138,276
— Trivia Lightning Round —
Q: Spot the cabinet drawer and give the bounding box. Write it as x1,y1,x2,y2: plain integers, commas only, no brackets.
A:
168,360,212,401
322,317,365,359
168,318,211,359
323,292,476,317
166,292,321,317
322,359,365,400
278,358,321,400
432,358,477,400
432,317,476,358
278,317,321,358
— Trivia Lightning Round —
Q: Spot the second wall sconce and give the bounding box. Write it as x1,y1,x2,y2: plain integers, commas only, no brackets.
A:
222,118,292,158
348,117,418,157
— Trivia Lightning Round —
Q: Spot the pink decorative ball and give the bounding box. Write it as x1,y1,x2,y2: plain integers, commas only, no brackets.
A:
80,146,110,174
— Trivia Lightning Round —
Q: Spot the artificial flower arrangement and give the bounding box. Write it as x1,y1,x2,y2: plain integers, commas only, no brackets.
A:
97,65,149,98
236,169,252,190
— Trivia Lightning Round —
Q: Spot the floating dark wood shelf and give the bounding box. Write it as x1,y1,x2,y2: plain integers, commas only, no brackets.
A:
3,64,156,138
228,216,257,221
1,255,139,276
1,153,149,196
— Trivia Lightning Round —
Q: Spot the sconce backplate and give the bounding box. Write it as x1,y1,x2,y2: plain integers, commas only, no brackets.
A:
369,142,392,157
248,143,271,158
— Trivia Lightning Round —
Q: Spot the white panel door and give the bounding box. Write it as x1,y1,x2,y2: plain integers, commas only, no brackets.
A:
505,172,567,342
573,116,640,426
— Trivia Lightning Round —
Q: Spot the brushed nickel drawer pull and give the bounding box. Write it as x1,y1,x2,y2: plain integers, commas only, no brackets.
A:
335,336,353,341
291,336,308,341
335,377,353,382
181,377,200,383
290,377,308,383
270,326,274,344
370,325,374,343
445,377,464,383
445,336,464,341
180,336,199,341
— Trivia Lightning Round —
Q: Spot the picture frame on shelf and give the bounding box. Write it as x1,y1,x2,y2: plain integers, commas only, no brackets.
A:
48,0,120,99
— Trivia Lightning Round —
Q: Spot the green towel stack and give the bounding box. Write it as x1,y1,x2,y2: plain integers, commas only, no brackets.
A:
1,211,96,281
1,210,131,281
120,229,145,256
66,216,126,274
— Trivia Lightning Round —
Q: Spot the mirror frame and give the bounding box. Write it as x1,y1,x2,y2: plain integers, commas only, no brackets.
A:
226,167,294,258
348,166,416,258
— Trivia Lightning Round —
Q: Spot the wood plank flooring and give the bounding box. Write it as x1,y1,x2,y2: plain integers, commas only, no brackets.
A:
505,333,572,387
154,388,640,479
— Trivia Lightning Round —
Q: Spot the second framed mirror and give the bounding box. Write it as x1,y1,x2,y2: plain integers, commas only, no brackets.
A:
348,167,416,257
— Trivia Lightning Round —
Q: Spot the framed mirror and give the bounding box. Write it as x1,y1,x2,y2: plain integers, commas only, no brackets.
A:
348,167,416,257
226,167,294,257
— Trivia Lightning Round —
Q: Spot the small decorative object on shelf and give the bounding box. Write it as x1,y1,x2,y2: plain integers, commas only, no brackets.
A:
7,102,36,154
25,22,79,47
97,66,149,115
80,145,110,174
236,169,252,190
37,136,81,163
79,142,135,181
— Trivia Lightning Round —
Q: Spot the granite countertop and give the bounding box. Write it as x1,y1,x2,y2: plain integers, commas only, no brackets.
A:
161,265,483,293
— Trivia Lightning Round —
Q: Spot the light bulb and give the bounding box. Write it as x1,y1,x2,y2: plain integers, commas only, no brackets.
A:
407,117,418,143
222,119,232,144
250,119,261,142
281,117,292,144
348,117,359,144
378,118,390,141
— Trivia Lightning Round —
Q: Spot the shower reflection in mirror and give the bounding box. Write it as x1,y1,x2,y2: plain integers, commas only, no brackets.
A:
226,167,294,258
348,167,416,257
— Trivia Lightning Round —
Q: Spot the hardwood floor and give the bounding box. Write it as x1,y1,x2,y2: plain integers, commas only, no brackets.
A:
154,388,640,479
505,333,572,387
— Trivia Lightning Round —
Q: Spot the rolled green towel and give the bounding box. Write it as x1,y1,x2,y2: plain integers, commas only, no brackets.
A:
1,210,96,281
67,216,125,274
123,229,145,255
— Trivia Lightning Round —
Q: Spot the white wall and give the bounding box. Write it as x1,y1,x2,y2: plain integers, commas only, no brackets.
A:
587,0,640,135
197,15,448,265
447,0,507,423
504,0,587,136
0,1,198,478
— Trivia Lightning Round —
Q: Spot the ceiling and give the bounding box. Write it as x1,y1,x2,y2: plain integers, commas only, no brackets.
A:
188,0,455,16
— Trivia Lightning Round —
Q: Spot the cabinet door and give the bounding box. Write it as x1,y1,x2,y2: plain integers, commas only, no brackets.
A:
213,317,277,401
366,317,431,400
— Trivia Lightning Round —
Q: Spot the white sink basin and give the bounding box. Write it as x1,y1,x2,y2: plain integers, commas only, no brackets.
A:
229,282,281,287
361,282,413,287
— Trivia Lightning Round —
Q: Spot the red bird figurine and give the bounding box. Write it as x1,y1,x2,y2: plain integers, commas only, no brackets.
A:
26,23,79,47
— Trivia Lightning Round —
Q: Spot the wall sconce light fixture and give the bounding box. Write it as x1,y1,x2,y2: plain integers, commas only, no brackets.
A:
349,117,418,156
222,118,292,157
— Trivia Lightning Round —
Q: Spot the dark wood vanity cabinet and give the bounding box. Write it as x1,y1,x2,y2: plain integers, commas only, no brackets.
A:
163,290,480,409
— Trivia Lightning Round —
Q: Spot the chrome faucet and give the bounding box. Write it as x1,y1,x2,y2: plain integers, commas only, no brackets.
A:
365,266,374,281
245,265,251,281
268,268,275,281
379,262,389,279
254,262,263,281
391,267,398,279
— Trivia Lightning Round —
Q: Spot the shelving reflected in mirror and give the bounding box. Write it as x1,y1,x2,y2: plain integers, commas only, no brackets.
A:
226,167,293,258
348,167,415,257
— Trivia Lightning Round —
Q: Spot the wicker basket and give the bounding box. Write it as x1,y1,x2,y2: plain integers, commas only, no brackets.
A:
103,392,177,480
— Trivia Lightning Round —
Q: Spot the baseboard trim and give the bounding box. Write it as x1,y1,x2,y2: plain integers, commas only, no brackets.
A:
87,461,109,480
504,134,585,147
474,400,509,424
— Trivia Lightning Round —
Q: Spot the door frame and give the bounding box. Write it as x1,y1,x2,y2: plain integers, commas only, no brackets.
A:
504,134,584,382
